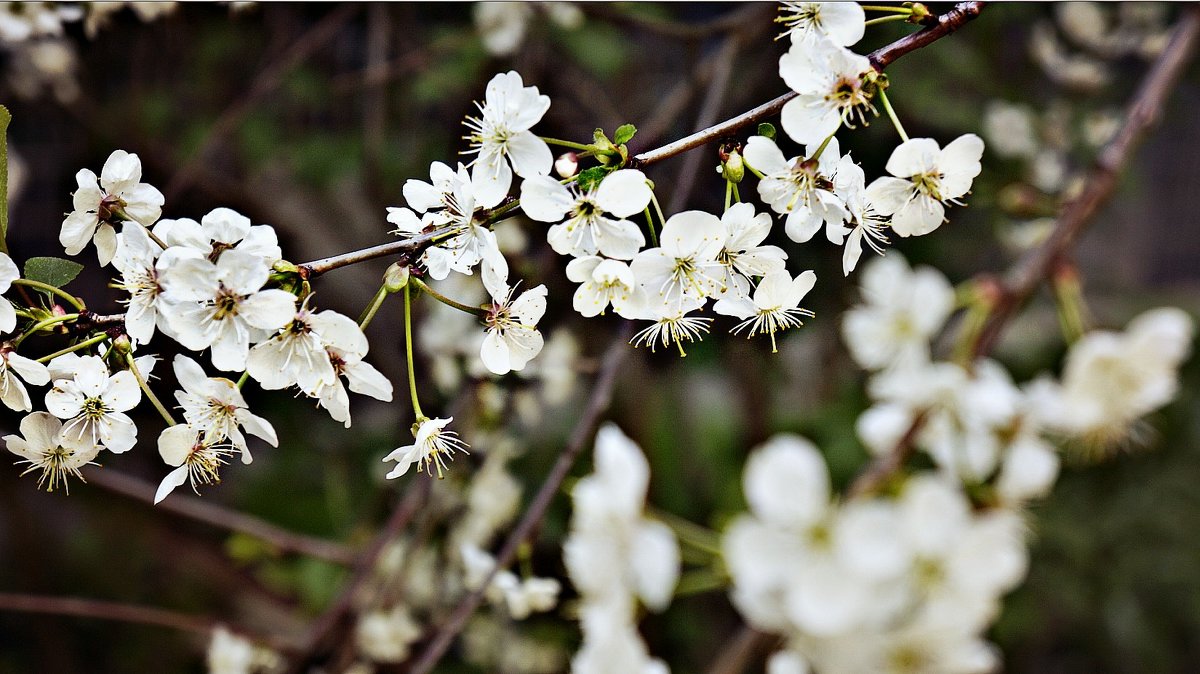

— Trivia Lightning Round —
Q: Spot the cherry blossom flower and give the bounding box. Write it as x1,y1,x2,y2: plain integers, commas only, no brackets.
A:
159,249,297,371
308,320,393,428
834,157,891,276
45,355,140,454
744,135,849,245
173,355,277,463
714,270,816,352
867,134,985,237
153,207,282,265
480,273,547,375
565,256,643,319
629,295,713,355
60,149,163,266
464,71,552,208
4,411,98,493
779,38,875,146
715,202,788,299
521,168,652,260
0,252,19,333
245,300,352,394
112,222,175,345
0,344,51,411
154,423,238,503
357,606,423,663
631,210,726,310
776,2,865,46
384,416,469,479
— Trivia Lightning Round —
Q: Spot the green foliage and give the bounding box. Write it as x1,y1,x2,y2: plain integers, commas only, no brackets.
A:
575,166,612,192
23,257,84,288
613,123,637,146
757,122,777,140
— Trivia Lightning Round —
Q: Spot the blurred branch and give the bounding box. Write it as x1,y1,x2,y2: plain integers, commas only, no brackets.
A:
0,593,301,652
88,469,357,566
707,625,777,674
848,5,1200,499
407,324,634,674
581,3,771,41
163,4,360,201
297,2,985,279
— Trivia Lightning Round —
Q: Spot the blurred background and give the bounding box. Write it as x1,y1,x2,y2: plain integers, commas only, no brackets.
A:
0,2,1198,672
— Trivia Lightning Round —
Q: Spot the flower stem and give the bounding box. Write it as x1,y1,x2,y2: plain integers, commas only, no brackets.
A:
649,190,668,238
411,277,485,316
11,279,86,311
878,88,909,142
403,284,425,420
643,207,659,247
860,5,915,14
865,14,911,26
731,182,741,203
810,131,837,161
236,372,250,390
142,224,170,250
538,137,594,153
13,313,80,348
358,284,390,329
36,334,109,363
724,180,733,212
125,352,177,426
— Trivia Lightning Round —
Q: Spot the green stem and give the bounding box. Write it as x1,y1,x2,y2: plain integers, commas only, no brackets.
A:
11,279,86,311
538,137,594,153
810,132,837,161
878,88,909,142
403,284,425,420
649,190,668,239
411,277,485,316
125,352,177,426
36,334,109,363
724,180,733,212
13,313,80,348
236,372,249,390
865,14,910,26
142,225,169,250
650,507,723,556
859,5,915,14
731,182,741,204
746,164,766,180
674,569,729,598
481,198,523,226
358,284,389,329
643,207,659,247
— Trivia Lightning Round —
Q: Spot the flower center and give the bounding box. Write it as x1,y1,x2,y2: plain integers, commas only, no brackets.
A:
212,285,242,320
82,397,110,421
913,171,944,201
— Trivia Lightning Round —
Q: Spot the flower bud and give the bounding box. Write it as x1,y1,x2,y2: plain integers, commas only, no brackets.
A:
719,146,745,184
111,334,133,355
555,152,579,179
384,263,411,293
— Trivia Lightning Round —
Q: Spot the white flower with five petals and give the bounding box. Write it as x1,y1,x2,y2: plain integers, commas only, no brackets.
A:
173,355,277,463
714,270,816,352
4,411,98,493
521,168,651,260
384,416,470,479
566,256,643,319
60,150,163,266
744,135,849,245
631,210,726,309
464,71,553,208
779,38,875,146
867,134,984,237
776,2,865,46
715,202,788,298
45,355,140,454
480,271,547,375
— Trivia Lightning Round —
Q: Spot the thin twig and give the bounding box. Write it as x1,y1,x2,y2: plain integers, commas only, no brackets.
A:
0,593,300,652
88,470,357,566
406,325,634,674
848,5,1200,498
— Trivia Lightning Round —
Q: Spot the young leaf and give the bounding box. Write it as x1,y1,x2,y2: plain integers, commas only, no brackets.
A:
613,123,637,146
575,166,613,192
24,257,85,288
757,122,777,141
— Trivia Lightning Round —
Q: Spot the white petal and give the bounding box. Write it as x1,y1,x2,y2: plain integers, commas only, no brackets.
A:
518,175,573,222
154,465,191,504
595,169,653,218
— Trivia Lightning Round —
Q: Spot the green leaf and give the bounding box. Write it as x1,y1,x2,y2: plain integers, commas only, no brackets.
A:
24,257,84,288
0,105,9,255
757,122,776,141
576,166,613,192
613,123,637,146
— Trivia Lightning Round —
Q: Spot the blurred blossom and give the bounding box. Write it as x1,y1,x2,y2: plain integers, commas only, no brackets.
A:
356,606,422,663
983,101,1038,160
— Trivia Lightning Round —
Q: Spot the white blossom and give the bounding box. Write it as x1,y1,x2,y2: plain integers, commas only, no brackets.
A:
384,416,469,479
744,135,849,245
172,355,277,463
45,354,140,454
464,71,552,208
60,150,163,266
4,411,98,493
153,207,282,265
779,38,875,146
310,322,393,428
776,2,865,47
521,168,651,260
566,256,644,319
481,272,547,376
867,135,984,237
357,606,422,663
631,210,726,309
714,270,816,352
715,202,788,298
155,423,239,503
0,344,50,411
0,251,19,333
112,222,176,345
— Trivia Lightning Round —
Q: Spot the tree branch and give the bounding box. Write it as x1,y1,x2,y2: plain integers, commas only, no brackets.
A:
87,469,357,566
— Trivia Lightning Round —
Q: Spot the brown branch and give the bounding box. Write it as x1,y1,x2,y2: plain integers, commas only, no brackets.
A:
88,469,357,566
627,1,985,169
406,325,634,674
297,1,986,280
0,592,300,653
848,5,1200,498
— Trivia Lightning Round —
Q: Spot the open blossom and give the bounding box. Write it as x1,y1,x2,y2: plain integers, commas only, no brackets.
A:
834,157,891,276
45,355,140,454
520,168,652,260
842,253,955,371
481,272,547,375
245,300,353,393
308,318,393,428
631,210,726,309
779,38,875,146
384,417,469,479
389,162,505,280
776,2,865,46
744,135,849,245
0,252,19,333
153,207,282,265
715,270,816,352
716,202,788,299
60,149,164,266
112,222,176,345
867,135,985,237
173,355,277,463
5,411,99,493
357,606,423,663
630,295,713,356
160,249,298,371
154,424,238,503
566,256,643,319
0,345,51,411
464,70,552,208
